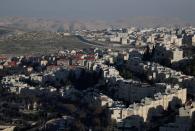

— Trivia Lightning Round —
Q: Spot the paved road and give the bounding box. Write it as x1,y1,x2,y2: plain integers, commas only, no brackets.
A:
75,35,106,48
75,35,131,50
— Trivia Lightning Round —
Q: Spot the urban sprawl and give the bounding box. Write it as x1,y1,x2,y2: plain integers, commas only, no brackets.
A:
1,26,195,131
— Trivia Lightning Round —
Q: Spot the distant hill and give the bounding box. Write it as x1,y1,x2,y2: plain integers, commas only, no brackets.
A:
0,17,66,32
113,16,194,28
0,16,194,32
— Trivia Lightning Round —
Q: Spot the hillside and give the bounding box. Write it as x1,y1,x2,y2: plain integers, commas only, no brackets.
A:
0,16,194,32
0,31,91,55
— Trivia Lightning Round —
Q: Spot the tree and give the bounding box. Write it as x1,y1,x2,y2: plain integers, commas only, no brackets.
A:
143,45,151,61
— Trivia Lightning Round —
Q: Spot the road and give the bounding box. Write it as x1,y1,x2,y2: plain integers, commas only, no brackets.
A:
75,35,131,50
75,35,106,48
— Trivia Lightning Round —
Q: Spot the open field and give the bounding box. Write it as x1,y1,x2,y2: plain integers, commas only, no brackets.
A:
0,31,92,56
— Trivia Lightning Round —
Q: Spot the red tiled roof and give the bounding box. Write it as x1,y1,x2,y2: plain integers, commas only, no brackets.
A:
0,56,7,60
8,61,17,67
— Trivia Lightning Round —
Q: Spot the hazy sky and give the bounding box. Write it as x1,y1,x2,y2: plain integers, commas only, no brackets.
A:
0,0,195,20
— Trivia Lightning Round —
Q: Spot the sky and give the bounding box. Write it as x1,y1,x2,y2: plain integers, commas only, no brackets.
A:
0,0,195,21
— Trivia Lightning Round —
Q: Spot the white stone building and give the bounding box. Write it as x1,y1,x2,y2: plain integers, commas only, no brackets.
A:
160,102,195,131
153,44,183,63
110,88,187,122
